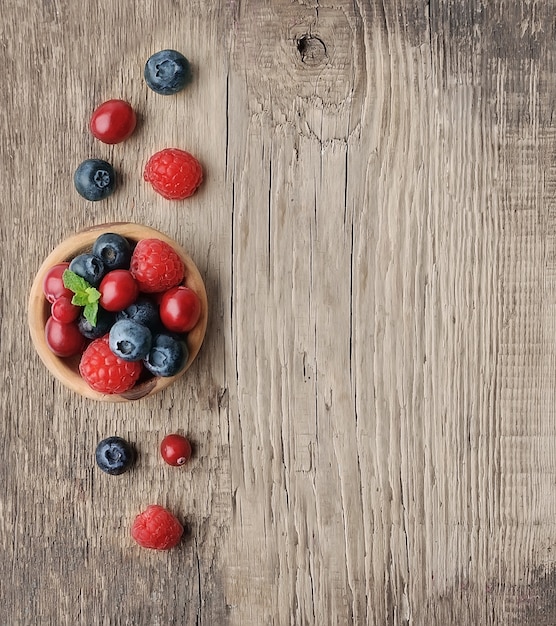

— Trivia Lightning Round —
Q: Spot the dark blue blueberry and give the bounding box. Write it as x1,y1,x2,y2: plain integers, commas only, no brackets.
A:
78,307,115,339
74,158,116,201
144,49,192,95
116,297,161,331
92,233,132,271
69,253,105,287
143,333,188,377
109,319,152,362
95,436,136,475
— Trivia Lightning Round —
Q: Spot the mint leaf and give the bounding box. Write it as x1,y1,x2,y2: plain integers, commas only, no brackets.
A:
63,269,91,294
86,287,101,304
83,302,99,327
71,293,90,307
62,269,101,326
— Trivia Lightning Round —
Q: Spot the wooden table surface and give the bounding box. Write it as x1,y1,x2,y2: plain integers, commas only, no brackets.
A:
2,1,555,624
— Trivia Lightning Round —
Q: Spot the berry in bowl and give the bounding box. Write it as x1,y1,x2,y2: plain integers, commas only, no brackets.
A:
28,223,208,401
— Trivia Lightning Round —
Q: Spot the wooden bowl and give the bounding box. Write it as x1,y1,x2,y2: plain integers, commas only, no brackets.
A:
28,223,208,401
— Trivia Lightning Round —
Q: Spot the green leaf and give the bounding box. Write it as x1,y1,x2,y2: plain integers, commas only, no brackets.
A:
62,270,101,325
63,269,91,294
83,302,98,327
85,286,101,304
71,293,90,307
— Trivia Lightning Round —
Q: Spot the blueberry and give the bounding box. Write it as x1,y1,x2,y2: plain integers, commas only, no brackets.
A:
109,319,152,361
116,297,161,331
74,158,116,201
69,253,106,287
144,49,192,95
95,436,136,475
92,233,132,271
78,307,115,339
143,333,188,377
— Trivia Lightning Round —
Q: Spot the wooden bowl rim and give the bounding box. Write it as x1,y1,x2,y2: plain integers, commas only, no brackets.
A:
28,222,208,402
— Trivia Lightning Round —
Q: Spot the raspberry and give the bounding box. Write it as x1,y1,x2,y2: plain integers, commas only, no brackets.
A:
131,505,184,550
79,336,142,394
130,238,185,293
143,148,203,200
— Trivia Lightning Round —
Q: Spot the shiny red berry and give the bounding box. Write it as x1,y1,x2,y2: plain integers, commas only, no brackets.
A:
99,270,139,312
43,263,72,303
51,296,81,323
90,99,137,144
45,317,85,357
159,286,201,333
160,434,192,466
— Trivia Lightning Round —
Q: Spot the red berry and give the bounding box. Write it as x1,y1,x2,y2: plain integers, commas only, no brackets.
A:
130,238,185,293
160,434,192,466
99,270,139,312
131,505,183,550
45,317,85,357
90,99,136,144
43,263,72,303
143,148,203,200
51,296,81,323
160,286,201,333
79,336,143,394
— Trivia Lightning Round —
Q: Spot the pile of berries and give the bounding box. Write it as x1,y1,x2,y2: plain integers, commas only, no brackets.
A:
41,49,206,551
42,232,202,395
75,49,203,202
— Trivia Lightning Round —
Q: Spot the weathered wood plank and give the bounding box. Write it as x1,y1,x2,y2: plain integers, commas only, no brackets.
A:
225,0,556,624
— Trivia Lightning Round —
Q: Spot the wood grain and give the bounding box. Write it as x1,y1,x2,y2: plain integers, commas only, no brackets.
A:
1,0,555,624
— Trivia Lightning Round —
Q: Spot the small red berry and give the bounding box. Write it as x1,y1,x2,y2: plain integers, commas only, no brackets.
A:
90,99,137,144
131,505,184,550
45,317,85,357
130,238,185,293
79,336,143,394
160,434,192,466
143,148,203,200
43,263,72,303
51,296,81,323
160,286,201,333
99,270,139,312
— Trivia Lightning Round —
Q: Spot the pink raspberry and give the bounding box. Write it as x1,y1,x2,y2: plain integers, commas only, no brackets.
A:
143,148,203,200
131,505,184,550
130,238,185,293
79,336,142,394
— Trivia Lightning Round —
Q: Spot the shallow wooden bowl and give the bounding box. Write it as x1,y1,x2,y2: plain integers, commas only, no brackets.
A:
28,223,208,402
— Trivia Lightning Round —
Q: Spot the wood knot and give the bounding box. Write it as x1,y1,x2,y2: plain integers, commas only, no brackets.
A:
296,34,327,67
